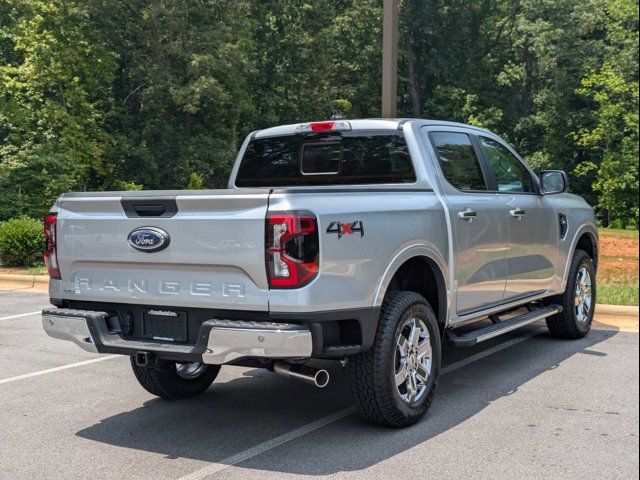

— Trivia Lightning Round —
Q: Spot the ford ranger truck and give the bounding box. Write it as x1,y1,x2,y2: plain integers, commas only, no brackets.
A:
42,119,598,427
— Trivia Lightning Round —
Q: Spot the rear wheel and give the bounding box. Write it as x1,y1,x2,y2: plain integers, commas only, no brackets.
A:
131,359,220,399
348,291,441,427
546,249,596,339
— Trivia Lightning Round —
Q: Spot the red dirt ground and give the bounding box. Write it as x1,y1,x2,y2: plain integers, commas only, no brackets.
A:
598,233,639,285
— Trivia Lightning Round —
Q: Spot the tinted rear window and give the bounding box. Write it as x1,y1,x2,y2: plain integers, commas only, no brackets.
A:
235,131,415,187
430,132,487,191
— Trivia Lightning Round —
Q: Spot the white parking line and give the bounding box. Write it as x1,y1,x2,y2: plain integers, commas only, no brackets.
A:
178,407,359,480
0,355,120,385
0,310,42,321
441,328,543,374
177,327,544,480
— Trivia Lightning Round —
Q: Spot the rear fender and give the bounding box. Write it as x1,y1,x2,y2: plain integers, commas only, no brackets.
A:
374,244,450,323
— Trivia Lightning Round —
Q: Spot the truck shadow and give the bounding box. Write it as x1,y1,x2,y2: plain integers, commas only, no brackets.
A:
76,327,618,476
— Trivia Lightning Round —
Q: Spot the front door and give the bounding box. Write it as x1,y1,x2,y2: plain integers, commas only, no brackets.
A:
476,135,557,300
425,130,509,315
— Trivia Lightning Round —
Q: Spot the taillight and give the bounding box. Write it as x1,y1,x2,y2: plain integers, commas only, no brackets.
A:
44,213,60,279
266,211,319,288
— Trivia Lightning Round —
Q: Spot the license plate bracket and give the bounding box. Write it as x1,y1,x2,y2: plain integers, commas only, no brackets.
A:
143,310,187,343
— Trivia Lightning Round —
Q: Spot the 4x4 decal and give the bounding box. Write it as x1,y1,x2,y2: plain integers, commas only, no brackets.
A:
326,221,364,239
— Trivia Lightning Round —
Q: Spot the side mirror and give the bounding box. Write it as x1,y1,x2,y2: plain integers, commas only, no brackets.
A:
539,170,569,195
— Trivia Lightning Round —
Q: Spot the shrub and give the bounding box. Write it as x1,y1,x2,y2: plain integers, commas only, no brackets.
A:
0,217,44,267
186,172,205,190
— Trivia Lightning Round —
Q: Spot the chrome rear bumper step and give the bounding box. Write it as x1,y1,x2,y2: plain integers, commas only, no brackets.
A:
42,308,312,364
448,305,562,347
42,310,102,353
202,319,312,364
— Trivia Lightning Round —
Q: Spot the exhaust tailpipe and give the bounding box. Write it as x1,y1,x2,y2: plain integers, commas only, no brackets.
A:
274,361,330,388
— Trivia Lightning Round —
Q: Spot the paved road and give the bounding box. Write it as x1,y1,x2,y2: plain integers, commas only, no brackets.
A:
0,290,638,480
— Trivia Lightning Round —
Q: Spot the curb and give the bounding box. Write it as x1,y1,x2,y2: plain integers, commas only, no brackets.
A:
0,273,49,288
595,304,639,317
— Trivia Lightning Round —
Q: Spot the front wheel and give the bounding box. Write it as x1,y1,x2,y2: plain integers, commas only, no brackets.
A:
131,359,220,399
348,291,441,427
546,249,596,339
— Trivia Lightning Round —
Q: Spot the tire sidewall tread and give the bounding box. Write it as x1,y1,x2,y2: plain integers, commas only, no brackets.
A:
349,291,441,427
546,249,596,339
131,359,221,400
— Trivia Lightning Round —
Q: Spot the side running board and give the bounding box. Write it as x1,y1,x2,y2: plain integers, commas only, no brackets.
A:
448,305,562,347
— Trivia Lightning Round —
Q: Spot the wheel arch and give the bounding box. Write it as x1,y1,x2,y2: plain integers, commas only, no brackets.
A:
575,231,599,270
561,223,599,291
374,246,450,328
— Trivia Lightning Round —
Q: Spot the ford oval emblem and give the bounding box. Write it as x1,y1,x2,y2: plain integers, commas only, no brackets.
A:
127,227,170,252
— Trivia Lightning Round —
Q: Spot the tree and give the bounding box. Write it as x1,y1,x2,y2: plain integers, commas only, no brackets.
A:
0,0,637,225
0,0,116,218
575,0,639,227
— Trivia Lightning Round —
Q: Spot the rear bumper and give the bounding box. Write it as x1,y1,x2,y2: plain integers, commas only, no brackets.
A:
42,310,99,353
42,308,312,364
48,299,380,358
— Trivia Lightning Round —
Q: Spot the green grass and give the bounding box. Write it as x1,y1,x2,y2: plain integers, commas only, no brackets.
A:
25,265,47,275
600,228,639,240
598,284,640,306
598,228,638,306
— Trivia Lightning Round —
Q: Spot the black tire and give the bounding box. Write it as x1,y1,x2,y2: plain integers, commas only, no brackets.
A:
130,358,221,399
348,291,441,427
546,249,596,339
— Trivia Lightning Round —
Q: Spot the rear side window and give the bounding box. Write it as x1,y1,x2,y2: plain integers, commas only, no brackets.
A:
235,131,415,187
430,132,487,191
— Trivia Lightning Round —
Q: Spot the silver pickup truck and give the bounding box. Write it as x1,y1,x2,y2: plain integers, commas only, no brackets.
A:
42,119,598,427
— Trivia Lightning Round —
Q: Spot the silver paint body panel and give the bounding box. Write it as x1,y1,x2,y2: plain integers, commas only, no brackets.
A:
52,191,271,311
49,119,598,329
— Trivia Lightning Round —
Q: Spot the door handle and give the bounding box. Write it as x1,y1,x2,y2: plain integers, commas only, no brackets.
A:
509,207,526,218
457,208,477,221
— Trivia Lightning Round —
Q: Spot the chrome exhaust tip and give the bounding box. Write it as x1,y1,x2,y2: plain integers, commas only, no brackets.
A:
273,361,330,388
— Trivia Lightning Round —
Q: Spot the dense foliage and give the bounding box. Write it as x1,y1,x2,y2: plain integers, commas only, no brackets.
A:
1,0,638,226
0,216,43,266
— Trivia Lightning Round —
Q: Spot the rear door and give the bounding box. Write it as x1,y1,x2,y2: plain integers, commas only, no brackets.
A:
425,129,509,315
475,135,557,300
55,189,270,310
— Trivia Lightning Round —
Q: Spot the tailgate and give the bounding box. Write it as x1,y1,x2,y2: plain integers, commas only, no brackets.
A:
54,189,270,310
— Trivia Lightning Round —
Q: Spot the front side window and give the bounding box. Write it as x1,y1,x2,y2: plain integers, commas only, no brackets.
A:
430,132,487,191
479,137,534,193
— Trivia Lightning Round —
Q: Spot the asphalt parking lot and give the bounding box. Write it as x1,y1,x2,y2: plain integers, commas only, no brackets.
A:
1,289,638,480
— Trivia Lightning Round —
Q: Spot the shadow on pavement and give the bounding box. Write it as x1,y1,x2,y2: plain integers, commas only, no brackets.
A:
76,328,618,475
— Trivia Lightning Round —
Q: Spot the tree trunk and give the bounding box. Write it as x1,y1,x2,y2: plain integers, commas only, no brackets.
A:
405,36,421,117
522,38,533,115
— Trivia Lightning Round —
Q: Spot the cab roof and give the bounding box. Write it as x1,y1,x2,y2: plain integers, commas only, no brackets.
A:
252,118,492,139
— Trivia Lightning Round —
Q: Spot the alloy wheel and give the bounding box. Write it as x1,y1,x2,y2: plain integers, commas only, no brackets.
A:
394,317,433,404
175,362,207,379
574,266,593,325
